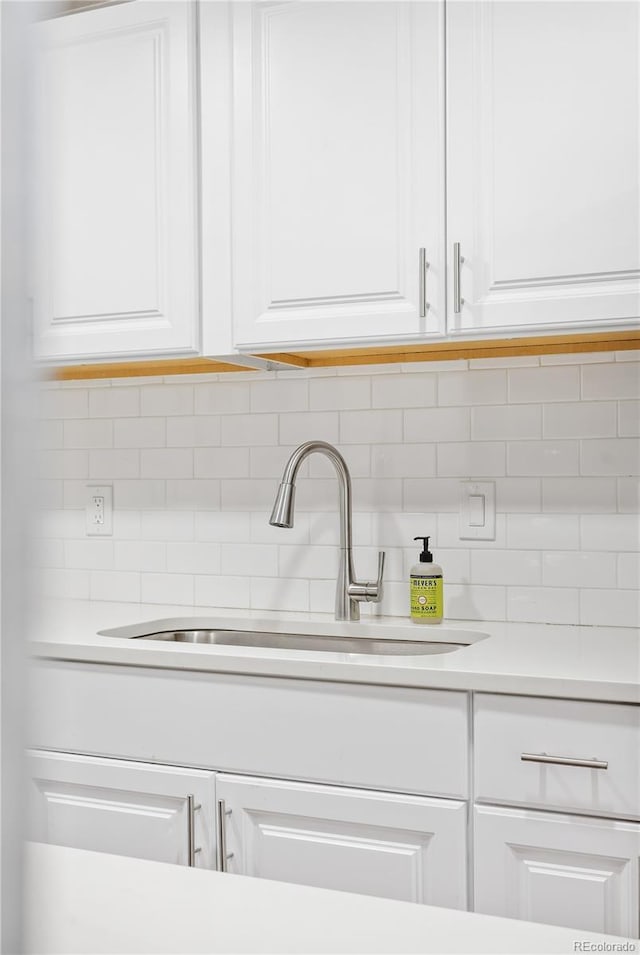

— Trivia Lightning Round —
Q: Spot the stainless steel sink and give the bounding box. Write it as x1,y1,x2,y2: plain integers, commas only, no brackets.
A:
124,629,471,655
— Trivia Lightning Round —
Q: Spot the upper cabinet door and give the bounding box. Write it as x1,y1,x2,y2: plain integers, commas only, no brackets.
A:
447,1,640,335
229,2,445,350
34,2,199,362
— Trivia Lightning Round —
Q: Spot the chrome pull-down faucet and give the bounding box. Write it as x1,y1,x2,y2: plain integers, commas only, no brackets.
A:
269,440,385,621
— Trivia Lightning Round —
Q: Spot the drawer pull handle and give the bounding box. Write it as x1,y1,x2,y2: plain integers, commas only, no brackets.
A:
186,793,202,867
216,798,234,872
521,753,608,770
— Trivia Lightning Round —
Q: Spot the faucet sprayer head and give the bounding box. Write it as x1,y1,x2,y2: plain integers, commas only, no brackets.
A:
269,482,296,528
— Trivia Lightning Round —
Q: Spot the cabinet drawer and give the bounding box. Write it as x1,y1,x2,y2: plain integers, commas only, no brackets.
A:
475,694,640,818
31,662,469,799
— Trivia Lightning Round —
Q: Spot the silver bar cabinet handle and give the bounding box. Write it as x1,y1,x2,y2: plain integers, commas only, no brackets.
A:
453,242,462,314
216,798,234,872
186,793,202,867
521,753,608,770
419,248,428,318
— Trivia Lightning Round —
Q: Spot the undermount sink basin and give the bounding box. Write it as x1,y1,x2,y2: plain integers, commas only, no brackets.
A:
102,626,485,656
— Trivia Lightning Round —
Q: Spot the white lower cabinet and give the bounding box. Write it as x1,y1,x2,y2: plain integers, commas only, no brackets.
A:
27,750,216,868
216,773,467,908
474,804,640,938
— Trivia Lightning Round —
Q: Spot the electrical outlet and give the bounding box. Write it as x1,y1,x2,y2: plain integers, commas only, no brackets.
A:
86,485,113,536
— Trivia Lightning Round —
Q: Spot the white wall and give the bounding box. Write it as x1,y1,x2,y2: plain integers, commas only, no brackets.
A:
36,351,640,627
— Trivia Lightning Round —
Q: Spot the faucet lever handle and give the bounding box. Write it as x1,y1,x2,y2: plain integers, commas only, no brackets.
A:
376,551,385,591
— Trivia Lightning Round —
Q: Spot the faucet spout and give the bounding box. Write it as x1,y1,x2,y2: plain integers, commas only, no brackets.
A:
269,441,384,621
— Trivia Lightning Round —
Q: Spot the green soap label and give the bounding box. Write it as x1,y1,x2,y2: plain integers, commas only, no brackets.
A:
410,575,443,619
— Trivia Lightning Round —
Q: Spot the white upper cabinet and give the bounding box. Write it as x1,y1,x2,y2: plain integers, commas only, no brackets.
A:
447,1,640,335
225,1,445,350
34,2,199,361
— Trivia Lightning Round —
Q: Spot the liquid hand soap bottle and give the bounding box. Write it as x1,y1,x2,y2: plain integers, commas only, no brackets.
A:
410,536,443,625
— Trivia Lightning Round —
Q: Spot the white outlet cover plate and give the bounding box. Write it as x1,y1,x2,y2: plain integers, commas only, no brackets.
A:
459,481,496,540
86,484,113,536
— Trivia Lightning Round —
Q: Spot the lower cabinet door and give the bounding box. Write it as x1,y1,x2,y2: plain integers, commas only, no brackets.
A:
475,805,640,937
216,773,467,908
27,750,216,868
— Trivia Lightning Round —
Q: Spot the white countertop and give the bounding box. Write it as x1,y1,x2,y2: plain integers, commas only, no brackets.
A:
30,599,640,702
25,842,638,954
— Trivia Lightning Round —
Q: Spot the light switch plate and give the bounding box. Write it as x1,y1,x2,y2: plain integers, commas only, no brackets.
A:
86,484,113,536
459,481,496,540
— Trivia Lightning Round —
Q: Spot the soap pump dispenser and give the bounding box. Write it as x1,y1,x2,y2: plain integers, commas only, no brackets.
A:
410,536,443,624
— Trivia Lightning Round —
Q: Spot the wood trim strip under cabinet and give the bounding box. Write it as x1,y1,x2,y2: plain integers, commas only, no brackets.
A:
49,329,640,381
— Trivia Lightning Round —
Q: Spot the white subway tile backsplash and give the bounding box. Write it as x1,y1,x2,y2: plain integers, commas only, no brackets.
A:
112,480,166,510
507,514,580,550
40,568,90,600
508,587,579,624
89,449,139,479
371,444,436,478
404,407,470,443
250,379,308,414
543,402,616,439
618,553,640,589
310,376,370,411
309,445,370,479
542,551,617,588
114,541,166,572
619,401,640,437
195,575,247,609
64,540,113,571
140,510,194,541
508,366,580,403
195,381,250,415
350,478,404,512
141,449,193,480
618,477,640,513
438,370,506,407
141,573,194,606
42,450,89,480
472,405,541,441
199,512,252,543
280,412,339,446
38,420,64,451
582,362,640,399
279,544,337,580
494,478,541,513
166,416,221,448
194,447,250,479
167,542,221,575
90,570,140,603
470,549,541,587
141,384,193,417
221,414,278,447
445,583,507,621
580,589,639,627
41,388,89,420
250,577,309,612
340,409,401,444
581,514,639,552
115,418,166,449
403,479,459,512
220,542,278,577
371,373,436,409
221,479,280,511
166,480,221,510
64,419,113,449
508,441,579,476
437,442,505,477
89,387,139,418
542,477,617,514
581,438,640,476
37,354,639,627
